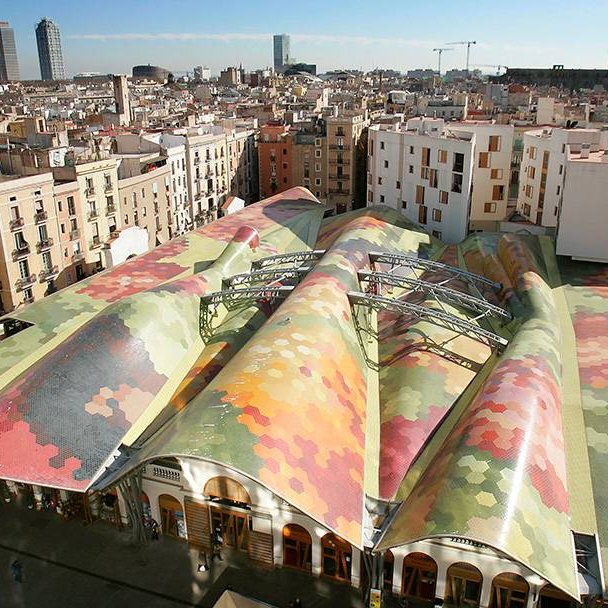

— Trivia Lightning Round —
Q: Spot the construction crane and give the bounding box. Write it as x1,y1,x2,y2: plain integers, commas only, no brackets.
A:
446,40,477,74
472,64,508,76
432,47,453,77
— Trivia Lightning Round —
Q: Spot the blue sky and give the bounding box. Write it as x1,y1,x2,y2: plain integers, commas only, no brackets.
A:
6,0,608,79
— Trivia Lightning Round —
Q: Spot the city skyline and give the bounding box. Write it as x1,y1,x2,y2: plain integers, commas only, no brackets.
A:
3,0,608,79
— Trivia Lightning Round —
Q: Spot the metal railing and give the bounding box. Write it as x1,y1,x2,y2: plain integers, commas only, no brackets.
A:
87,209,98,220
104,183,113,193
72,252,85,262
106,204,116,215
9,217,24,230
36,238,54,253
34,210,48,223
89,236,101,250
15,274,36,290
39,265,59,281
70,229,80,240
11,244,30,260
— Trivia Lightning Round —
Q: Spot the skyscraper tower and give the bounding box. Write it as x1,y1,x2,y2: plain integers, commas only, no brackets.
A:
112,74,131,126
273,34,290,73
35,18,65,81
0,21,20,81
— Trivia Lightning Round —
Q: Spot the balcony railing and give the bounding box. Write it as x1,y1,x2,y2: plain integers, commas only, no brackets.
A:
104,182,113,193
11,244,30,261
70,229,80,241
194,157,201,165
34,210,48,223
329,174,350,181
328,158,351,165
328,188,350,195
109,230,120,240
89,236,101,250
9,217,24,230
86,186,95,197
72,252,85,262
15,274,36,291
329,144,351,150
36,238,54,253
106,204,116,216
87,209,98,220
143,464,182,484
39,265,59,282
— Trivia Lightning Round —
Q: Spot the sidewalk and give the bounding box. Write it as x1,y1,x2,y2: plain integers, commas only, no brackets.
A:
0,502,373,608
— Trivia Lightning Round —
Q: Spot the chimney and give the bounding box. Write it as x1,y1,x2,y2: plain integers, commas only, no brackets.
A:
580,143,590,159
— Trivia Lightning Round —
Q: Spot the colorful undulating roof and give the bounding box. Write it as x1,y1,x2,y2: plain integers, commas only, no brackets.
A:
1,187,607,600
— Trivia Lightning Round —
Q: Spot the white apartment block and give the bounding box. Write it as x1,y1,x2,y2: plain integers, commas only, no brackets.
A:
368,118,512,243
450,122,514,232
556,146,608,263
517,128,603,228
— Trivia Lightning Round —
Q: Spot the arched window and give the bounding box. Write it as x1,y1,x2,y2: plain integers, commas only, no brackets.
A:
204,476,251,505
539,585,577,608
402,552,438,601
283,524,312,572
322,533,352,582
158,494,185,538
445,562,483,608
490,573,529,608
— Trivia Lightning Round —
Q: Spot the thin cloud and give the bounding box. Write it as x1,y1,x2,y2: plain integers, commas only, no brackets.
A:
69,31,437,47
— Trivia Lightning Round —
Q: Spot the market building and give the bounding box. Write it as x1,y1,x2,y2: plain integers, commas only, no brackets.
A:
0,187,607,607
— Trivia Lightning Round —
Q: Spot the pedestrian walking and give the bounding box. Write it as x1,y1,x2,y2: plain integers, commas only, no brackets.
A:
197,550,209,572
151,519,159,541
10,560,22,583
211,526,224,562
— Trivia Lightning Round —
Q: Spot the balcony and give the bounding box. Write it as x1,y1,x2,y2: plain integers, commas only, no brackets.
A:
87,209,98,220
154,204,159,215
11,244,30,261
39,265,59,282
109,230,120,240
329,174,350,181
328,188,350,195
9,217,24,231
71,251,85,263
70,229,80,241
328,158,351,165
34,210,48,223
106,204,116,216
86,186,95,197
143,464,181,484
15,274,36,291
104,182,113,193
329,144,351,151
36,238,54,253
89,236,102,250
194,157,201,165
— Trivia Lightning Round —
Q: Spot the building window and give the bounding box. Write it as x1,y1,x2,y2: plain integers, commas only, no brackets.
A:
559,164,563,175
484,202,497,213
401,200,407,209
490,168,503,179
378,177,383,185
529,146,537,160
315,163,321,172
440,190,449,204
527,166,536,179
124,215,129,224
315,150,321,158
380,141,385,150
315,178,322,186
57,201,62,212
432,208,442,222
432,230,442,239
409,146,414,155
492,185,505,200
556,185,561,195
438,149,448,164
396,181,401,189
421,148,430,167
315,138,322,147
451,174,463,193
368,191,374,203
409,165,414,174
416,185,425,204
380,195,385,203
478,152,490,168
525,184,533,198
489,135,501,152
418,205,427,225
453,153,464,173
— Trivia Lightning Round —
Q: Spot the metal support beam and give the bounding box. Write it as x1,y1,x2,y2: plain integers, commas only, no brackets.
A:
199,286,293,340
252,249,326,270
358,271,511,322
369,251,501,291
227,266,312,287
348,291,508,352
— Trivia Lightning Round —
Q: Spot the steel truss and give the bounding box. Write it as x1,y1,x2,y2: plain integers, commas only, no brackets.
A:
252,249,326,270
348,292,508,352
199,286,294,339
358,271,512,322
227,267,312,287
369,251,501,292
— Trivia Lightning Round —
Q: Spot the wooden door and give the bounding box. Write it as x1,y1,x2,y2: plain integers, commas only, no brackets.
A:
283,525,312,571
490,574,529,608
446,564,482,608
210,507,249,551
322,533,352,582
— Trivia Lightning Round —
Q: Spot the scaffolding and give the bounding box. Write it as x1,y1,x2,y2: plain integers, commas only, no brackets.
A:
252,249,326,270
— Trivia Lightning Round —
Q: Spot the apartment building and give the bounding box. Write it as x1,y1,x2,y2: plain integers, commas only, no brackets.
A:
517,127,602,228
118,164,172,250
292,130,326,202
556,146,608,262
258,122,293,200
0,173,61,312
225,127,257,206
449,122,514,232
367,119,474,243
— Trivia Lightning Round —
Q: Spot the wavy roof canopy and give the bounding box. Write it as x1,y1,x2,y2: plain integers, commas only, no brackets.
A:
1,188,606,599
